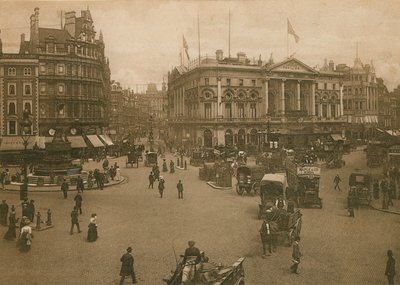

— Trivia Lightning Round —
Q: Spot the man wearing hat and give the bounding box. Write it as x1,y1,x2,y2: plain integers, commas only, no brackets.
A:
0,200,9,225
182,240,201,284
385,249,396,285
119,246,137,285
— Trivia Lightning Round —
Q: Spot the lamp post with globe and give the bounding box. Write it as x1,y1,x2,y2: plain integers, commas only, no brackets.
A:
20,109,32,201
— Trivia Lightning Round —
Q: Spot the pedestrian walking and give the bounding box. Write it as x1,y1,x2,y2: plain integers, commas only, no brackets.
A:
74,192,83,215
158,177,165,198
27,200,35,222
162,159,168,172
76,176,84,192
17,218,33,252
154,166,160,181
87,213,98,242
61,179,69,199
70,206,81,235
385,250,396,285
115,166,121,181
169,160,175,173
148,172,154,189
0,200,9,225
334,174,341,191
119,246,138,285
290,236,302,274
177,180,184,199
3,215,18,241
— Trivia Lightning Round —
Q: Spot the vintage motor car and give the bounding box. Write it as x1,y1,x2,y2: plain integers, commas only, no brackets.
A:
348,169,372,207
125,151,139,168
144,151,158,167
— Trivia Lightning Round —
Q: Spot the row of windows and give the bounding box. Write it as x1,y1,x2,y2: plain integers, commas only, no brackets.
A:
7,83,32,96
203,102,258,118
7,67,33,76
204,78,257,87
6,101,32,115
5,121,32,135
317,83,337,90
39,63,101,79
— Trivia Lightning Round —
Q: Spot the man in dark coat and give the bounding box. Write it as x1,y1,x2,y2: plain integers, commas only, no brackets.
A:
182,240,202,283
119,246,137,285
334,174,341,191
177,180,184,199
70,206,81,235
385,250,396,285
61,179,69,199
76,176,84,192
0,200,9,225
27,200,35,222
158,177,165,198
74,192,83,215
290,236,302,274
148,172,154,189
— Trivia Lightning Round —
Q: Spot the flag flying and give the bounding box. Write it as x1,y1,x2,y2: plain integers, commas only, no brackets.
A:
287,19,300,43
183,35,190,60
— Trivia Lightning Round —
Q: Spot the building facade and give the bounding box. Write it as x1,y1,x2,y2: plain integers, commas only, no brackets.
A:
19,7,111,136
0,54,39,141
338,55,382,139
168,51,345,150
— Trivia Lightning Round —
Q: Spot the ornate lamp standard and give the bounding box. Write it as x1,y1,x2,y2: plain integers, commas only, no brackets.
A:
148,115,154,152
20,109,32,201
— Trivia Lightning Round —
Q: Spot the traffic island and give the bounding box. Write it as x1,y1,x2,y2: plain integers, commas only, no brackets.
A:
206,181,232,190
2,176,126,193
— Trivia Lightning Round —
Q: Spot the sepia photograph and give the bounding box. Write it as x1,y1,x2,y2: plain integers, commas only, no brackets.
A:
0,0,399,284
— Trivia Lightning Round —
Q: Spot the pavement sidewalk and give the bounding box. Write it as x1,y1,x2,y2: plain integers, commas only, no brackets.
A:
370,194,400,215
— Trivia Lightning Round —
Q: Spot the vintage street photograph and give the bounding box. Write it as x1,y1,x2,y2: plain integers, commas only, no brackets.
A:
0,0,399,284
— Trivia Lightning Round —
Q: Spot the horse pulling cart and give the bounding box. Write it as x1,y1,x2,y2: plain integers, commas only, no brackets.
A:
163,252,245,285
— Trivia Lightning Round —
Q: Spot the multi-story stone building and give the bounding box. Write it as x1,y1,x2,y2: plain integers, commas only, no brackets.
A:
0,53,39,150
338,54,382,140
19,7,111,137
167,50,345,149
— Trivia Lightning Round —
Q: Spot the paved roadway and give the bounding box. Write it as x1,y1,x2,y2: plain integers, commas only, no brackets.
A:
0,148,398,285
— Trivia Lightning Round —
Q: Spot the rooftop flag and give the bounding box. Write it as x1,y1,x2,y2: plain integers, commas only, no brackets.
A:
287,19,300,43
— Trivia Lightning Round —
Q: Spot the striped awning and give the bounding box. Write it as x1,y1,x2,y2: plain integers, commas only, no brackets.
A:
67,136,87,148
86,135,105,148
99,134,114,146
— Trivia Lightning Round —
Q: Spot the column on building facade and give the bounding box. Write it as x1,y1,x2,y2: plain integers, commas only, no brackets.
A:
217,78,222,117
327,104,331,118
296,80,301,110
281,79,285,115
366,86,369,111
336,104,340,118
182,87,185,116
319,104,323,118
311,81,316,116
264,79,269,115
339,84,344,116
174,90,178,116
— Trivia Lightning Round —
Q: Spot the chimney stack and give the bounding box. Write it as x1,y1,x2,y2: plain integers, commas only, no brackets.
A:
237,52,246,63
29,8,40,54
329,60,334,71
64,11,76,37
216,49,223,61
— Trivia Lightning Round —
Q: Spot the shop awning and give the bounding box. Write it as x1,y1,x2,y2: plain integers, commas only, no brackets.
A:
99,134,114,146
67,136,87,148
0,136,37,151
86,135,105,148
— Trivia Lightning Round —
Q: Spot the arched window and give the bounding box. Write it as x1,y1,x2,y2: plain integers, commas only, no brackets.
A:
24,102,32,114
204,129,213,148
237,129,246,150
225,129,233,147
250,129,258,145
8,102,16,115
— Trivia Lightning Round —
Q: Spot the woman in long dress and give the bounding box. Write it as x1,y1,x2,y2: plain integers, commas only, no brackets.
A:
17,218,33,252
4,213,18,241
87,213,98,242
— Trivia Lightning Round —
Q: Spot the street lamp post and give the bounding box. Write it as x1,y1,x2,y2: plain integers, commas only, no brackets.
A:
148,115,154,152
20,109,32,201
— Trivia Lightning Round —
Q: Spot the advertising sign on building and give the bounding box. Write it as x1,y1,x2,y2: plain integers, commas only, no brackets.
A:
297,166,321,176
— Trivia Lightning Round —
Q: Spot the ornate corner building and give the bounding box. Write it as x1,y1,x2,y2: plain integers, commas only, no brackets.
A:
17,7,111,136
167,51,347,149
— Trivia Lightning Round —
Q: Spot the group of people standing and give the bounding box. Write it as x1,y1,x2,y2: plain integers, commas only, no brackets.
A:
147,162,184,199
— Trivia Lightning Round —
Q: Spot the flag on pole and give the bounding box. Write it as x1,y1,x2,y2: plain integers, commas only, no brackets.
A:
183,35,190,60
287,19,300,43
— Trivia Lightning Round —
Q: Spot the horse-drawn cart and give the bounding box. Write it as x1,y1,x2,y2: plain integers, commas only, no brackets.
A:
125,151,139,168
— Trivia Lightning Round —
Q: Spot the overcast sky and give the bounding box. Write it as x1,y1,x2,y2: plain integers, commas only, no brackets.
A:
1,0,399,91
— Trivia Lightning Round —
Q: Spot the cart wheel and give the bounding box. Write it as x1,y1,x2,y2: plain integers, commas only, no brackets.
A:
236,185,243,195
252,182,260,195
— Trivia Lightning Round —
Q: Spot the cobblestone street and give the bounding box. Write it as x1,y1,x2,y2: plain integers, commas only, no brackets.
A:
0,148,398,285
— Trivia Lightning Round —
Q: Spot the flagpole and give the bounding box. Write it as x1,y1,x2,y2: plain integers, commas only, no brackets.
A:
198,11,201,65
229,9,231,58
286,20,289,58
